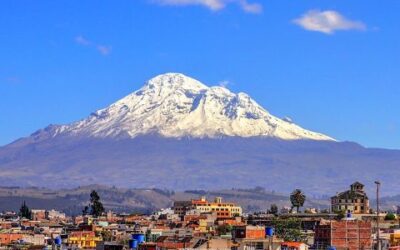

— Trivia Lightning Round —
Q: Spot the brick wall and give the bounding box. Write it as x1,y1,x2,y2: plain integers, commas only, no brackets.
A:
315,220,372,250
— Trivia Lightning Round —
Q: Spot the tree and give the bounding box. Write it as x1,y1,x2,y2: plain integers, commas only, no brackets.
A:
90,190,105,217
19,201,32,219
334,209,346,220
83,190,105,217
82,205,89,216
217,224,232,235
272,217,306,242
290,189,306,213
101,230,113,241
269,204,279,216
385,213,396,221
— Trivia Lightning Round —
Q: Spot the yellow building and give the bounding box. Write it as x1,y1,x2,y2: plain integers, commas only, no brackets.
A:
174,196,242,218
196,218,210,233
68,231,102,249
390,230,400,246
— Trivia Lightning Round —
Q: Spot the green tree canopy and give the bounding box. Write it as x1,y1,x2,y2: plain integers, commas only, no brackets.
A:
385,213,396,221
82,190,105,217
272,217,306,242
19,201,32,219
333,209,346,220
269,204,279,216
290,189,306,213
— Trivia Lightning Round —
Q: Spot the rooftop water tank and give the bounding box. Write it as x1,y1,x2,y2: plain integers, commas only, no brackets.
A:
266,227,274,237
132,233,145,244
129,239,138,249
54,237,62,246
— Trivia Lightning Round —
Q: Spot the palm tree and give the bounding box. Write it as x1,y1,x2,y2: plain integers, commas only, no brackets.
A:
290,189,306,213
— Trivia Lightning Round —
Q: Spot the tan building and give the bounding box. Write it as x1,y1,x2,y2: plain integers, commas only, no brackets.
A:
331,182,370,214
31,209,46,221
173,196,242,218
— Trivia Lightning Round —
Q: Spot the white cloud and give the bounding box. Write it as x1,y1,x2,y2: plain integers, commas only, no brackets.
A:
75,36,112,56
238,0,262,14
153,0,262,13
96,45,112,56
75,36,91,46
293,10,366,34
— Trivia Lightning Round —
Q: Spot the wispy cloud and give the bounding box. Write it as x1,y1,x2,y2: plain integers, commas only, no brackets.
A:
153,0,262,14
218,80,231,88
4,76,21,85
74,35,112,56
293,10,366,34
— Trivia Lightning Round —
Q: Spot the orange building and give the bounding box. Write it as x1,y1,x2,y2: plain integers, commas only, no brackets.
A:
281,242,309,250
233,225,266,239
0,233,24,245
314,220,372,250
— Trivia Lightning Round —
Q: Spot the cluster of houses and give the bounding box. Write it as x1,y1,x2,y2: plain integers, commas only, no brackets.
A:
0,182,400,250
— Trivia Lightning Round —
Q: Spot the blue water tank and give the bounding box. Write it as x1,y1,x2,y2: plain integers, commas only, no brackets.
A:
129,239,138,249
54,237,62,245
132,234,145,243
266,227,274,237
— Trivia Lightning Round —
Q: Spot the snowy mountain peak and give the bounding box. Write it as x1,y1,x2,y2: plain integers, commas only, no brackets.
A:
142,73,207,92
32,73,334,141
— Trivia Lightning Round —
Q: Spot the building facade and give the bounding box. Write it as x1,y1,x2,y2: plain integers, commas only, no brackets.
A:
331,182,370,214
314,220,372,250
173,196,242,218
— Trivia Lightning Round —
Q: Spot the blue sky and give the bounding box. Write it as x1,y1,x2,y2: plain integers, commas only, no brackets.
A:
1,0,399,148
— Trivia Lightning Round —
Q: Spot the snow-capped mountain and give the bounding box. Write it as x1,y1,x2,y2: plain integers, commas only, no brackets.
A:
2,73,400,195
33,73,333,141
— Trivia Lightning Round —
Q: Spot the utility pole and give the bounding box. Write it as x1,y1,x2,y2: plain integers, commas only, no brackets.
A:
375,181,381,250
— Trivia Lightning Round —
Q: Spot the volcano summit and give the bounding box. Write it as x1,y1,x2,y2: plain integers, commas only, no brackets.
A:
29,73,333,141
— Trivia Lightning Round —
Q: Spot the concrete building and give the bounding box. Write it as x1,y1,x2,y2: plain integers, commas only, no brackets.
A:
31,209,46,221
314,220,372,250
331,182,370,214
46,209,66,220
